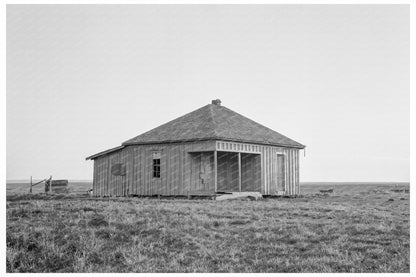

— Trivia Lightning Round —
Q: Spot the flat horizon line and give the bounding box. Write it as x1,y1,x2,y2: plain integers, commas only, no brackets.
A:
5,180,410,184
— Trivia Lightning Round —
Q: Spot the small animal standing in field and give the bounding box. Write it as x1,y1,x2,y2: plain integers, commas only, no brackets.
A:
391,185,409,193
319,188,334,194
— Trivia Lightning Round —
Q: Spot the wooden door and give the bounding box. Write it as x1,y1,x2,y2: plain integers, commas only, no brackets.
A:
276,154,285,192
200,153,213,191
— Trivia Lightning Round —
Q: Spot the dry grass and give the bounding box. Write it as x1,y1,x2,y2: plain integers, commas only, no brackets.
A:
6,183,409,273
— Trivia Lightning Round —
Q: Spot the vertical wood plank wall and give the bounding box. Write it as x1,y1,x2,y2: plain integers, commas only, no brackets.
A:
92,140,300,196
93,141,215,196
259,146,299,195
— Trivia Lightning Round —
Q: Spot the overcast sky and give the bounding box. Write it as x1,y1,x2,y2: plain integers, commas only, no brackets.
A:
7,4,409,182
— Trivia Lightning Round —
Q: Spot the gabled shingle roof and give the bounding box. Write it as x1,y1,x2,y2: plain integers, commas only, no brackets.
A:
122,103,305,149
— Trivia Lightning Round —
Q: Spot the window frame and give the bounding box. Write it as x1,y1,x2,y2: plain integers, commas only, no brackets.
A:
152,152,161,178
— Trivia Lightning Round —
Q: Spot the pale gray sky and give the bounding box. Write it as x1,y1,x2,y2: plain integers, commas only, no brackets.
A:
7,4,409,182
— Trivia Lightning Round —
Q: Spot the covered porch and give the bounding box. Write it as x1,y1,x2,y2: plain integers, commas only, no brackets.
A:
188,141,262,193
215,151,262,193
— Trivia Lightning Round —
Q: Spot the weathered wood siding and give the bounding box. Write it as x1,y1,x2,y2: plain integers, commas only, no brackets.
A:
92,140,300,196
260,145,299,195
93,141,215,196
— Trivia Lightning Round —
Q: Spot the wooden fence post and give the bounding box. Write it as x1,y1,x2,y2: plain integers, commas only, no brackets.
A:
30,176,32,193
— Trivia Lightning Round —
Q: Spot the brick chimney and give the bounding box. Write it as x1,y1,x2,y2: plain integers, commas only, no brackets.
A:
211,99,221,106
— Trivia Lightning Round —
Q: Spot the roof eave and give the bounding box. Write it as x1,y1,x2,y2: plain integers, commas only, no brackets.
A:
123,137,306,149
85,145,125,160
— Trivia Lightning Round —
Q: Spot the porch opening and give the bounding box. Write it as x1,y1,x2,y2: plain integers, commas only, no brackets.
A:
217,151,261,193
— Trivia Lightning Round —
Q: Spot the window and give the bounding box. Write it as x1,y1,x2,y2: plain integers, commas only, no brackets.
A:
152,152,161,178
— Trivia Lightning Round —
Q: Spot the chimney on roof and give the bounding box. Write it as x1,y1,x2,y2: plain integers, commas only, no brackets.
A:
212,99,221,106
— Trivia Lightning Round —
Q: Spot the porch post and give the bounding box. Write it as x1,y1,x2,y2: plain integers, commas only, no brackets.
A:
214,150,218,192
238,152,242,192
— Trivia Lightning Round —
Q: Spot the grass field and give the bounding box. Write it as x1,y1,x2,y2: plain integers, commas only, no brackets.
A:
6,182,409,273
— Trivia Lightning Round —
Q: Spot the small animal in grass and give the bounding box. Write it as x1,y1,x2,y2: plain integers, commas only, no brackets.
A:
319,188,334,194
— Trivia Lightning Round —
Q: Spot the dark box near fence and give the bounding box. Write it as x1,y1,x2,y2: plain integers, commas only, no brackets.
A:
51,180,69,194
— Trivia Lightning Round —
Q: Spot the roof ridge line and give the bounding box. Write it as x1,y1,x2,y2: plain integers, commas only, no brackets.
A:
122,104,211,145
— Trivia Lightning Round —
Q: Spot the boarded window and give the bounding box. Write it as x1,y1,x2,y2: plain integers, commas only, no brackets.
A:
111,163,126,176
153,152,161,178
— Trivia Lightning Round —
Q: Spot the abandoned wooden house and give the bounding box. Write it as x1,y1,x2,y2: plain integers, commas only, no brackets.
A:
86,100,305,197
